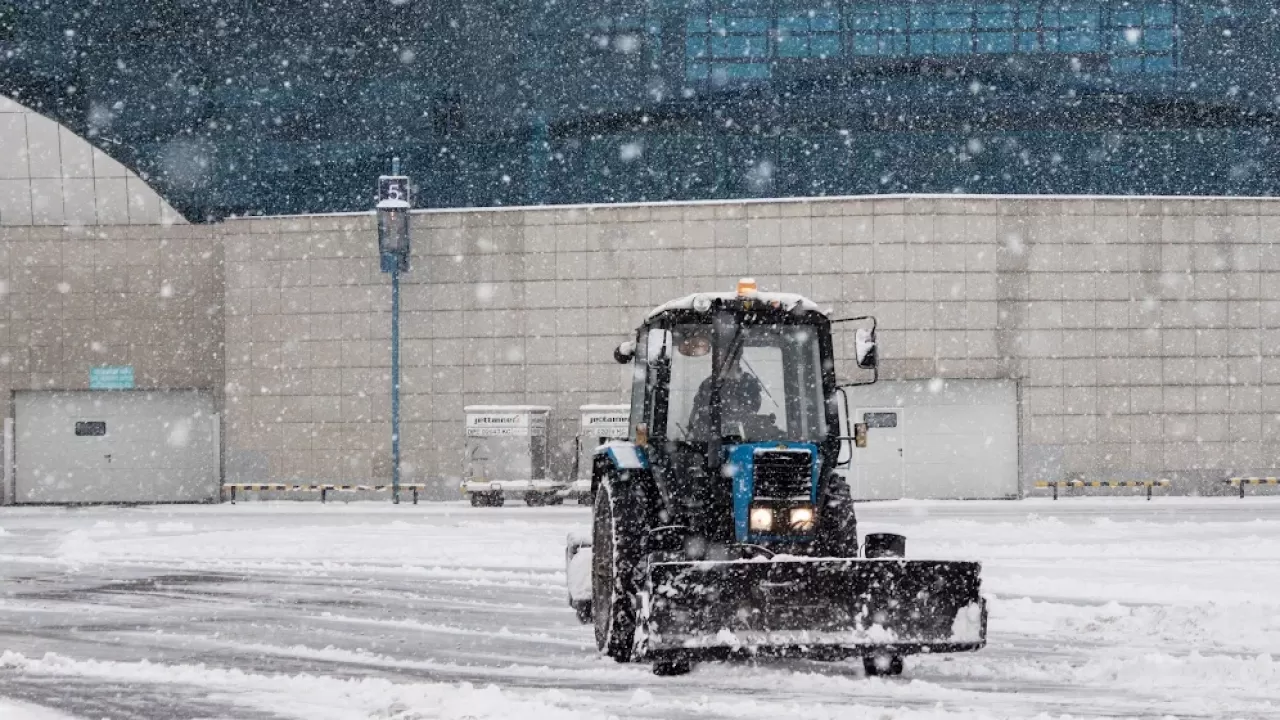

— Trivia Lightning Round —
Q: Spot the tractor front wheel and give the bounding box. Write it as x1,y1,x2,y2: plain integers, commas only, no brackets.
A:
592,475,643,663
862,654,904,677
817,471,859,556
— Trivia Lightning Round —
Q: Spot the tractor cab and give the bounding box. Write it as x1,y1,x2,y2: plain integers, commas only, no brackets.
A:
609,279,876,546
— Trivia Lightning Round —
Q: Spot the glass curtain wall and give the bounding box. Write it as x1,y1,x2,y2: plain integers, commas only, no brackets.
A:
1,1,1276,219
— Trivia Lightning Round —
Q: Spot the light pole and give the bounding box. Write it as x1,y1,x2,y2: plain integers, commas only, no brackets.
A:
377,163,411,504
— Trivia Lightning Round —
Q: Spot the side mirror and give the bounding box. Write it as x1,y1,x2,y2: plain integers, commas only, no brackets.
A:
855,327,877,370
646,329,672,365
614,341,635,365
832,315,878,386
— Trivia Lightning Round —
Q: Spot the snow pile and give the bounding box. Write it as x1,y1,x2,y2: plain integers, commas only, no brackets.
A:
948,601,985,643
0,698,78,720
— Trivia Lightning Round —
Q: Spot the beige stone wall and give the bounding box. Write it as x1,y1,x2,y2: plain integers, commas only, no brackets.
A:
0,224,223,411
0,95,187,226
218,196,1280,496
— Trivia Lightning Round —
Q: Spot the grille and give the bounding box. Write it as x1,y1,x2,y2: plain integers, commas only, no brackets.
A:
753,450,813,499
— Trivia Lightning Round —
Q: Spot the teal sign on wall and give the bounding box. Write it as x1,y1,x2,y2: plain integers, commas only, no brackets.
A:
90,366,135,390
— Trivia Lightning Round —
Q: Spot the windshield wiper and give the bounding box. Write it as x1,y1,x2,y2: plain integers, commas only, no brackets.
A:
717,325,746,383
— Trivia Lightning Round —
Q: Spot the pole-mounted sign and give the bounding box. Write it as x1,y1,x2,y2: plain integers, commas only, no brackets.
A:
377,174,411,273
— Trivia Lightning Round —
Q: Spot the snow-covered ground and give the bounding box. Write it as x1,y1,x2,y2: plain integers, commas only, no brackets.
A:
0,498,1277,719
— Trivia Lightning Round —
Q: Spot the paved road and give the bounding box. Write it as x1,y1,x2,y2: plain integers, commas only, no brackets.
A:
1,499,1277,719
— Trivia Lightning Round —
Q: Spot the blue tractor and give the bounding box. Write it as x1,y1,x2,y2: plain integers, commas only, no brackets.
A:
565,281,987,676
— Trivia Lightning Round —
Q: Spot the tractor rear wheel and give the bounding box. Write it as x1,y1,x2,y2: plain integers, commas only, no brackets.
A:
592,475,643,663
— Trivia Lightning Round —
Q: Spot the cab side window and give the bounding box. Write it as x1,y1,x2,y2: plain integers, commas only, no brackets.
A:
629,329,647,440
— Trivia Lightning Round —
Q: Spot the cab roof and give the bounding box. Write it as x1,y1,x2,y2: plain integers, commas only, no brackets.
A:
646,291,825,320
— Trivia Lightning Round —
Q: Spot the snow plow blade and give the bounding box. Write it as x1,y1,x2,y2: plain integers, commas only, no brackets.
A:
639,558,986,657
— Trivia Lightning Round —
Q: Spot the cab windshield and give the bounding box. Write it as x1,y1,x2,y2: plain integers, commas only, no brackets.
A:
665,322,827,443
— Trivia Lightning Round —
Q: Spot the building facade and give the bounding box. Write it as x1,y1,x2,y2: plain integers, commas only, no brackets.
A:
215,196,1280,497
2,1,1279,218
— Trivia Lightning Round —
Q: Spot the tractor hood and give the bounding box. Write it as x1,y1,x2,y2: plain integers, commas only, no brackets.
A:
726,442,821,544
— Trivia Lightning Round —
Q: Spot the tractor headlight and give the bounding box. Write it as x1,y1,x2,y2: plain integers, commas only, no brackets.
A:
789,506,816,533
749,506,774,533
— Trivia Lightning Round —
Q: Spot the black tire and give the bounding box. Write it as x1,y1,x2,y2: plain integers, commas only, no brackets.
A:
863,654,904,677
572,600,592,624
492,493,505,507
817,471,859,557
525,492,544,507
592,475,644,663
469,493,481,507
652,656,692,676
864,533,906,559
577,494,593,506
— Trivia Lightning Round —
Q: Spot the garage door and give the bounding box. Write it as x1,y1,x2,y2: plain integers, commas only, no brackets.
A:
846,380,1018,500
15,391,219,504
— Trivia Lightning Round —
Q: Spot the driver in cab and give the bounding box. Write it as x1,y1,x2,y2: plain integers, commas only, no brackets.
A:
680,333,780,440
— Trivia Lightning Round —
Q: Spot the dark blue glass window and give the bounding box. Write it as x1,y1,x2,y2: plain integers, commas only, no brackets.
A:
6,0,1264,216
977,4,1016,29
776,10,843,58
834,1,1179,65
686,13,772,81
810,34,842,57
978,31,1016,52
935,32,974,54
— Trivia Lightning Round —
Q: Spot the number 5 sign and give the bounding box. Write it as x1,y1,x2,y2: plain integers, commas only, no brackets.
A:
379,175,410,205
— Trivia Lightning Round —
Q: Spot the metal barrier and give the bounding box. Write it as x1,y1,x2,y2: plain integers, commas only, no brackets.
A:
222,483,426,504
1034,479,1170,500
1224,477,1280,498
